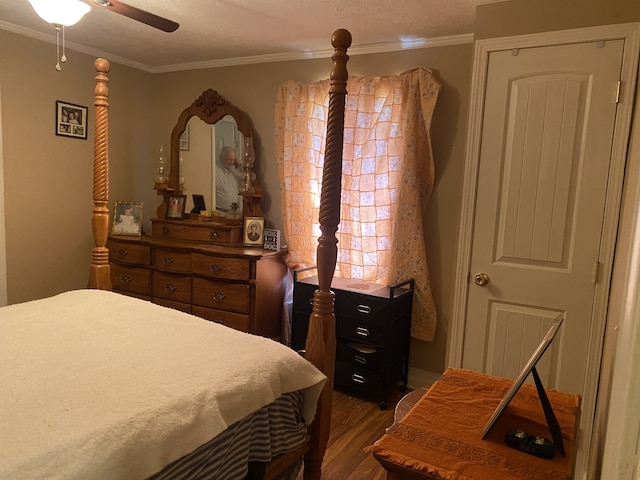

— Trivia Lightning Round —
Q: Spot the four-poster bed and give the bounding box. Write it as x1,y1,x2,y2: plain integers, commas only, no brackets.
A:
0,29,352,479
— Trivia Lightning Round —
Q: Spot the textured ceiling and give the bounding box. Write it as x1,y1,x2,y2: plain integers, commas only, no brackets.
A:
0,0,481,72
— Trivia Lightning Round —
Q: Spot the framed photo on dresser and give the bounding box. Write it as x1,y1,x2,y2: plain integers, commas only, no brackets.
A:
244,217,264,246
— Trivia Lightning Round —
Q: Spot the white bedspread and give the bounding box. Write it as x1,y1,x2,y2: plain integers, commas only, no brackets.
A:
0,289,326,480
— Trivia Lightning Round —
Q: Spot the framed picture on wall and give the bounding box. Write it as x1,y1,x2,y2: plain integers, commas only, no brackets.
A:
243,217,264,246
167,194,187,219
111,202,143,236
55,100,88,139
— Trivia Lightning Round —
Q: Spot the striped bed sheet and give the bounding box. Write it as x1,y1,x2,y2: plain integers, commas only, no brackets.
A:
149,390,307,480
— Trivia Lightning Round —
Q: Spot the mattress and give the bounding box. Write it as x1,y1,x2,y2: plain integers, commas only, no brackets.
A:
0,289,326,480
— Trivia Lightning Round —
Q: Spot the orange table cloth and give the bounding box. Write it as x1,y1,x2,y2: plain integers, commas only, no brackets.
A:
371,368,580,480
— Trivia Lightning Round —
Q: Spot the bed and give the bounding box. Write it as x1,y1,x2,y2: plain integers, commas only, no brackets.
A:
0,29,353,480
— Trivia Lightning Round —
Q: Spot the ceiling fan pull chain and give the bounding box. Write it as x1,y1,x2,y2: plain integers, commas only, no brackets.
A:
55,25,61,71
61,25,67,63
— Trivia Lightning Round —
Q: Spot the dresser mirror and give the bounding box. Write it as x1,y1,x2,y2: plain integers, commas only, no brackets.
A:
157,89,261,220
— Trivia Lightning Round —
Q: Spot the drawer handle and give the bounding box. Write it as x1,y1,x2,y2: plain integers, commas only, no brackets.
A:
209,231,220,240
161,226,170,234
209,264,222,272
213,291,226,302
117,249,128,257
162,257,174,265
356,326,370,337
351,374,366,384
354,355,367,365
309,298,314,306
357,304,372,314
165,283,177,292
120,275,132,284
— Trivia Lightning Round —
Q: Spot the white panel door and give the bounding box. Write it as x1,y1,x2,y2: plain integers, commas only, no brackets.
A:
462,40,623,395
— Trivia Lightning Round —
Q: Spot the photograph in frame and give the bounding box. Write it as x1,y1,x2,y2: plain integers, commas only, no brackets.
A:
179,125,189,151
167,194,187,219
56,100,88,139
111,202,143,236
244,217,265,246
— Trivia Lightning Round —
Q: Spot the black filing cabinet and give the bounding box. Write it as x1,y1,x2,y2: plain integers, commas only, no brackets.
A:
292,267,413,409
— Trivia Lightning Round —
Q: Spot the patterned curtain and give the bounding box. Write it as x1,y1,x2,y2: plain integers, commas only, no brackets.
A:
274,67,440,341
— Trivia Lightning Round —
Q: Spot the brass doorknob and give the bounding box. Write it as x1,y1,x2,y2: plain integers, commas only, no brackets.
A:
474,273,490,287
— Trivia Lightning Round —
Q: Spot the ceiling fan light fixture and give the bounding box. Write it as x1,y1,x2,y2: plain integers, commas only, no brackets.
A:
27,0,91,27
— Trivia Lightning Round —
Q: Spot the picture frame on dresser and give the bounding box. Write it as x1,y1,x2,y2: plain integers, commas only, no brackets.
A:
111,201,143,236
166,195,186,219
243,217,264,246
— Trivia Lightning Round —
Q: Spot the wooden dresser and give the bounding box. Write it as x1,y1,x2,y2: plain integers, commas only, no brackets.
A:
107,232,287,339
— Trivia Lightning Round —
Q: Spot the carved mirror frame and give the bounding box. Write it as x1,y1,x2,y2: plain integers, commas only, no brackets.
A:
156,89,262,219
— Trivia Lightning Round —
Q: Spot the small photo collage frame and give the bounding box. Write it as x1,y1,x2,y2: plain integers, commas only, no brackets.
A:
56,100,88,139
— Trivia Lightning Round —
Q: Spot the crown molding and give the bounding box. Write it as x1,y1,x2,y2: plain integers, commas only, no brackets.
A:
0,19,473,74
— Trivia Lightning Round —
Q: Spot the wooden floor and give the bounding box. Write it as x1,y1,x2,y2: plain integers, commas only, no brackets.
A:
296,389,403,480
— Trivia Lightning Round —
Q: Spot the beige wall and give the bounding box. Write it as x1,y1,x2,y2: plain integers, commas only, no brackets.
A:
1,0,638,377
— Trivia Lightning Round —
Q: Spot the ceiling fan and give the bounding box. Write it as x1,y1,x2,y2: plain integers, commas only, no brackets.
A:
90,0,179,32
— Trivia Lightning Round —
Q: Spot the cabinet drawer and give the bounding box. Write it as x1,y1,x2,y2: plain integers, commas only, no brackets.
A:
338,315,387,346
336,292,390,324
192,278,249,313
192,305,249,332
153,271,191,303
337,342,385,371
335,361,385,396
293,282,316,315
153,298,191,314
192,253,250,281
108,241,151,266
153,248,191,273
111,263,151,295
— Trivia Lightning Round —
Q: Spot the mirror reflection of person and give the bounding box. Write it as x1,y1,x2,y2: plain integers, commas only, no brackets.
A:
215,146,243,212
114,206,140,234
247,221,261,241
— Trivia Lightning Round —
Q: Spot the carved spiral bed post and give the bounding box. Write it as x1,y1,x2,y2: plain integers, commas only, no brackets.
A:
303,29,351,479
88,58,112,291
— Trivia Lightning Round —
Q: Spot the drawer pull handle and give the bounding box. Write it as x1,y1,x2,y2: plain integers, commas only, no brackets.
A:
120,275,132,284
209,231,220,240
162,257,174,265
213,291,226,302
309,298,314,306
165,283,177,292
161,226,170,234
356,326,370,337
351,374,366,384
117,249,128,257
357,304,372,314
209,264,222,272
354,355,367,365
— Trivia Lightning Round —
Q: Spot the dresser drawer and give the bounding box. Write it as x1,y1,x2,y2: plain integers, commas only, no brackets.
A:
108,241,151,266
337,341,385,371
153,271,191,303
153,248,191,273
111,263,151,295
192,278,250,313
192,253,250,281
152,222,238,244
336,292,390,324
338,315,387,346
192,305,250,332
153,298,191,314
293,282,316,315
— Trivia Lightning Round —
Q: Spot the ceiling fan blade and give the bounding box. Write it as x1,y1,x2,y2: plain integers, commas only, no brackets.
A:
91,0,179,33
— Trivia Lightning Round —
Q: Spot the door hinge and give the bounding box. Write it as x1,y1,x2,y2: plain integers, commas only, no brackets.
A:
616,80,621,104
592,262,601,283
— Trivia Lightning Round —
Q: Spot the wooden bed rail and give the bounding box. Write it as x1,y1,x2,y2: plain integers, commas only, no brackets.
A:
88,58,112,291
303,28,352,479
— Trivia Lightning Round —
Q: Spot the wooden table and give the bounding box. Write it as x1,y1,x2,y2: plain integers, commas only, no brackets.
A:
371,368,580,480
